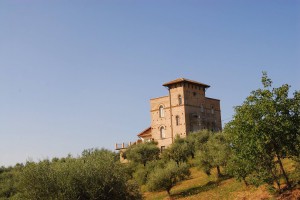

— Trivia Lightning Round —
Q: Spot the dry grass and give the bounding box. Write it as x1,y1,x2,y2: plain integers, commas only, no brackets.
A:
143,159,300,200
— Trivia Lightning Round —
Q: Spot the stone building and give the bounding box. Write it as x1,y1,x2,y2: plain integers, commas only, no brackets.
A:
115,78,222,152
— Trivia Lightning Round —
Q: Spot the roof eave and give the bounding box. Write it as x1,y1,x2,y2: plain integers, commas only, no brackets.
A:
163,79,210,88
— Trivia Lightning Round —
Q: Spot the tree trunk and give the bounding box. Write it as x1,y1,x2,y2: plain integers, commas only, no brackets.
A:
242,177,248,186
270,169,281,191
276,154,291,188
205,170,211,176
216,165,222,178
167,189,171,198
191,152,195,159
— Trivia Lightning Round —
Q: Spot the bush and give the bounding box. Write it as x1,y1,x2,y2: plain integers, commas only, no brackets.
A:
0,166,19,199
17,149,142,200
161,136,192,165
147,161,190,196
125,141,160,166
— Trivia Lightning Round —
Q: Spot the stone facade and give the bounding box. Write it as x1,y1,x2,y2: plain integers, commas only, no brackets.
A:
115,78,222,152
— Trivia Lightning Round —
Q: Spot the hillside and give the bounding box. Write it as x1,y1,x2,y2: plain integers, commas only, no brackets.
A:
143,160,300,200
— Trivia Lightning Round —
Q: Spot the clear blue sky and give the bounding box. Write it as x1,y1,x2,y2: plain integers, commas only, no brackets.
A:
0,0,299,166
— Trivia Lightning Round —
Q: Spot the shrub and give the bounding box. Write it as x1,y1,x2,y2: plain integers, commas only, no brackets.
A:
147,161,190,197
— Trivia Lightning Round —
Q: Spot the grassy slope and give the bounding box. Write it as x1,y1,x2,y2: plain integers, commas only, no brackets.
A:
143,159,299,200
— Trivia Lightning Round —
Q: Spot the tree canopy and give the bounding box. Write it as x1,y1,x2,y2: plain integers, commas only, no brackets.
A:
125,141,160,166
225,72,300,189
161,136,192,165
17,149,142,200
146,161,190,196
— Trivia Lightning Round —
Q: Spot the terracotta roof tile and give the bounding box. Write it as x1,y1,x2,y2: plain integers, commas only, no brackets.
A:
163,78,210,88
137,127,152,137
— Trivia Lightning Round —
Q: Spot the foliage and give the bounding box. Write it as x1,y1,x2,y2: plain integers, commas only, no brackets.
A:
146,161,190,196
225,72,300,189
17,149,142,200
161,136,192,165
186,130,211,157
225,154,253,186
132,160,165,186
195,132,230,177
125,141,160,166
0,167,18,199
132,164,148,185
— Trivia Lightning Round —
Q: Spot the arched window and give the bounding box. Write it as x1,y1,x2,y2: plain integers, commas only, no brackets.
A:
200,104,204,112
159,105,164,118
211,106,214,114
160,126,165,139
178,95,182,105
175,115,180,126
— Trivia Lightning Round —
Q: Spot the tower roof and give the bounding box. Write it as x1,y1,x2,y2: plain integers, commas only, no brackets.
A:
163,78,210,88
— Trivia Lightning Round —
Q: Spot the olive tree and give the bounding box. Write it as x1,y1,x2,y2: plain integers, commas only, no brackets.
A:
18,149,142,200
125,141,160,166
186,130,211,159
146,161,190,197
225,72,300,189
195,132,230,177
161,136,192,165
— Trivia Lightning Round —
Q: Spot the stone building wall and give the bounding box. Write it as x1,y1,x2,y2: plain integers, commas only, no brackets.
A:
116,78,222,153
149,79,222,150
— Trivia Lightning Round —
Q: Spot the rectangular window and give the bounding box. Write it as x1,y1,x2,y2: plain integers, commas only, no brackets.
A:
176,116,180,126
161,146,165,152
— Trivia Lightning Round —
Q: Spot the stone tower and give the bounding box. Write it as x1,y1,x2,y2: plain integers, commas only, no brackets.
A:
149,78,222,151
115,78,222,152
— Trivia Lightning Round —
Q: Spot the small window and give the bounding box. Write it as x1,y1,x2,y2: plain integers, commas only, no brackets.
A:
178,95,182,105
159,105,164,118
161,146,165,152
211,106,214,114
160,126,166,139
200,104,204,112
175,115,180,126
212,122,216,132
